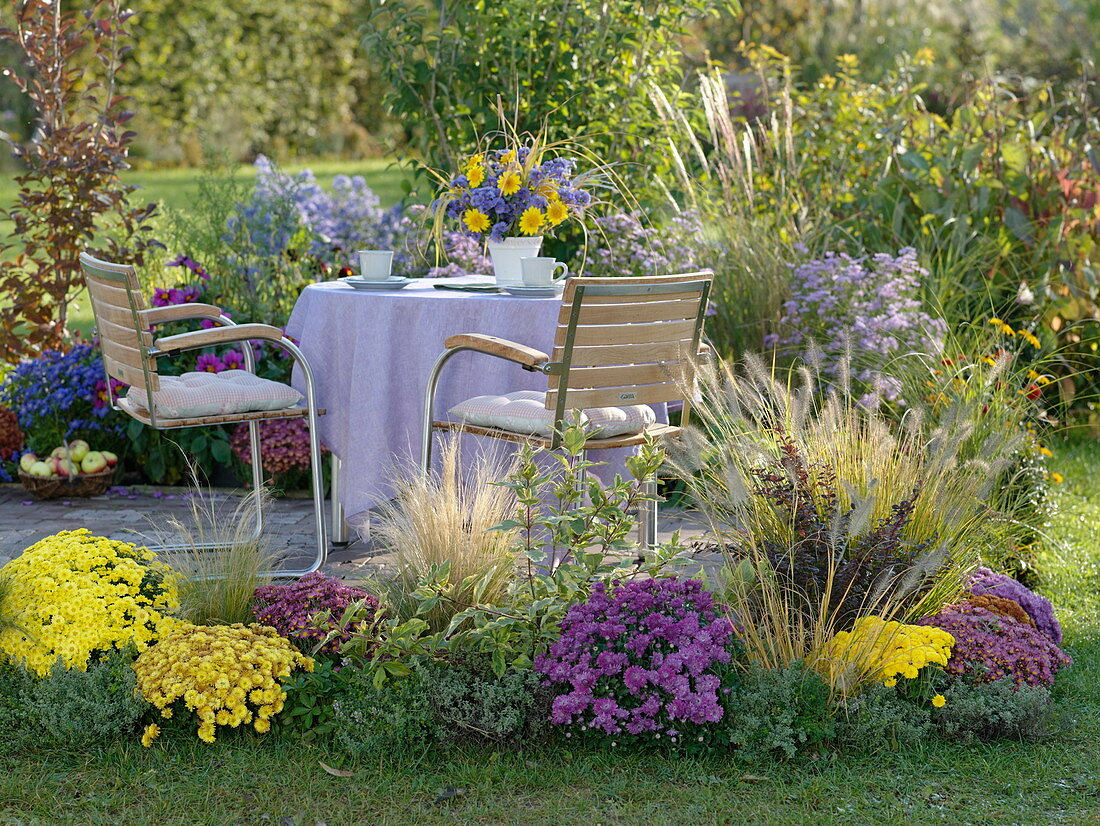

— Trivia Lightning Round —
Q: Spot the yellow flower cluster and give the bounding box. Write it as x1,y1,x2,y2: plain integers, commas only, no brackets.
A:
133,622,313,744
0,530,178,676
822,616,954,688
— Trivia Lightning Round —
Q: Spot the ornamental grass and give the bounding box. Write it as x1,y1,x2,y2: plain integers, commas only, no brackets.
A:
668,355,1023,693
371,438,519,632
149,475,283,626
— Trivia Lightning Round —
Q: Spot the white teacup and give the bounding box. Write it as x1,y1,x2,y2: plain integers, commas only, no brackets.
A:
357,250,394,281
520,256,568,288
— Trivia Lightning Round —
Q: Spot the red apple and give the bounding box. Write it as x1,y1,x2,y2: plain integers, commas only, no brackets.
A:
19,452,37,474
55,456,78,477
68,439,90,463
28,460,53,478
50,446,69,460
101,450,118,468
81,451,108,474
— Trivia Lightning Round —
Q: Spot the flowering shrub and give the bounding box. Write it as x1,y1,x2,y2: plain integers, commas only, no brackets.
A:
133,622,313,744
964,594,1036,628
0,344,126,453
535,578,736,745
765,248,947,408
918,602,1072,687
251,572,378,654
0,530,178,676
968,567,1062,645
437,144,595,241
582,211,706,277
819,616,954,693
0,406,23,482
230,419,327,479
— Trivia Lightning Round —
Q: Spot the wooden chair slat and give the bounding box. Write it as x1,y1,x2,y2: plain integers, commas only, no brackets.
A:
558,318,698,348
547,362,691,390
548,381,683,410
95,315,153,351
86,276,143,310
433,419,680,450
559,298,700,326
568,290,703,307
103,354,158,391
561,339,694,368
99,335,152,373
89,296,146,330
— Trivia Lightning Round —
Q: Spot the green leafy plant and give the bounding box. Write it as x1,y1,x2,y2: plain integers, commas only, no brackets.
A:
722,662,835,760
0,0,158,361
933,679,1056,742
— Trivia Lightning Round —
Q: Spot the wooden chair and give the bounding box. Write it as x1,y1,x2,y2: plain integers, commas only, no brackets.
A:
421,272,713,548
79,252,328,574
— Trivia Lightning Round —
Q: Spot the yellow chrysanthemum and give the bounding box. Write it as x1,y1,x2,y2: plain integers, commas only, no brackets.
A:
141,723,160,747
498,170,523,196
932,694,947,708
546,199,568,226
519,206,545,235
463,209,491,233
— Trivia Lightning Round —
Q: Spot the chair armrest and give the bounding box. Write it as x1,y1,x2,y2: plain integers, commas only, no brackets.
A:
139,304,226,327
444,333,549,369
153,323,287,353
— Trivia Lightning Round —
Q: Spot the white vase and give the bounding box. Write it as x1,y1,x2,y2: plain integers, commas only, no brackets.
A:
487,236,543,287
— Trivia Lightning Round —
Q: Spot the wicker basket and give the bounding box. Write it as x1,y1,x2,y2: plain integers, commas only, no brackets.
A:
18,467,117,500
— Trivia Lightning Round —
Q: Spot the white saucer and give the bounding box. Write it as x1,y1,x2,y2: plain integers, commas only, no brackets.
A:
340,276,414,290
501,284,564,297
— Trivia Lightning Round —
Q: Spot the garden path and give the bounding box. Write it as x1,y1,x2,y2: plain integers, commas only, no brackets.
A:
0,485,719,582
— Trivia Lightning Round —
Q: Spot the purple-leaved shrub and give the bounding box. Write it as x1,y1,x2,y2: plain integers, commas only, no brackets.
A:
968,566,1062,645
765,247,947,408
252,572,378,654
535,578,736,746
918,602,1071,687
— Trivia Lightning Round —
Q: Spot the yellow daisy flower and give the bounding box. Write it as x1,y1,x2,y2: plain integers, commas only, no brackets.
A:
463,209,490,233
1020,330,1041,348
932,694,946,708
467,165,485,188
498,171,523,196
518,206,545,235
499,150,516,165
1051,472,1064,484
141,723,160,747
546,199,568,226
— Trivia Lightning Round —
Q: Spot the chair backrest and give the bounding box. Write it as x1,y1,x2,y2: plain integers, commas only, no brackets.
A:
546,272,713,428
79,252,160,408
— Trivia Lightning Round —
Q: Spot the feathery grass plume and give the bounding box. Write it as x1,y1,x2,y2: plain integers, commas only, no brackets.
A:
371,438,519,632
147,473,283,625
0,570,25,638
668,355,1022,689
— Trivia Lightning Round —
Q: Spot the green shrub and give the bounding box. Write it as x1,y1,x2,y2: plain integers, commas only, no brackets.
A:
0,662,32,748
422,661,546,744
933,679,1055,742
17,651,150,750
833,684,933,751
333,670,435,758
723,663,835,760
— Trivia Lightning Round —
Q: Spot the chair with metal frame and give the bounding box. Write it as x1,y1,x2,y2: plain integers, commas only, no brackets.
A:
79,251,328,574
421,271,713,548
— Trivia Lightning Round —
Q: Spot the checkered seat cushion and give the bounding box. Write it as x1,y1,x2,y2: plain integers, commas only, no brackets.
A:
448,390,656,438
124,370,303,419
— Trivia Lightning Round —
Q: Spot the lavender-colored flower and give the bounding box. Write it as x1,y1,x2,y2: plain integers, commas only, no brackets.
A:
195,353,224,373
535,578,736,744
582,211,706,278
918,602,1071,687
968,567,1062,645
230,418,326,476
768,247,947,407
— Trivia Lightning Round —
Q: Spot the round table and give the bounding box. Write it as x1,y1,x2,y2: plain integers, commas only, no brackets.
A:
285,275,661,526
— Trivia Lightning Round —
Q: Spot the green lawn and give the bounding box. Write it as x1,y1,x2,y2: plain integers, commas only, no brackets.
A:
1,438,1097,826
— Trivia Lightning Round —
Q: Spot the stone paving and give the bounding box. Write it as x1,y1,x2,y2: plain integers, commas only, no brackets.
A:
0,483,721,582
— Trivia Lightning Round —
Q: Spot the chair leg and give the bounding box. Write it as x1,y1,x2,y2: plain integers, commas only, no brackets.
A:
330,453,349,546
638,477,658,552
421,348,464,474
247,419,264,543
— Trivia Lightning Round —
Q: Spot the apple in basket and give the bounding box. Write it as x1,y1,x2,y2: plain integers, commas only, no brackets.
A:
50,446,69,460
19,452,37,474
28,460,53,478
81,451,108,474
55,456,79,477
101,450,118,468
68,439,90,463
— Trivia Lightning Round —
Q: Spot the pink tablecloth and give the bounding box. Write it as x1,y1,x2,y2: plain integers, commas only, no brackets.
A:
286,275,660,520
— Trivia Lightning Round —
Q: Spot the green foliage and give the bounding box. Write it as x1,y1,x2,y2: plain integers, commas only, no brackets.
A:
0,0,159,362
0,660,31,748
275,659,360,744
833,684,933,751
723,662,835,760
118,0,383,163
933,679,1056,742
13,650,150,750
421,661,546,744
333,668,435,758
360,0,738,183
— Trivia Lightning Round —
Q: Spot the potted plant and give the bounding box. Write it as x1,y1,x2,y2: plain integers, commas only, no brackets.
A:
430,137,599,286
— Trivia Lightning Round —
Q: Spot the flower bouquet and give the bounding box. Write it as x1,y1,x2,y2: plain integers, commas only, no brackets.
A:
431,140,597,285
